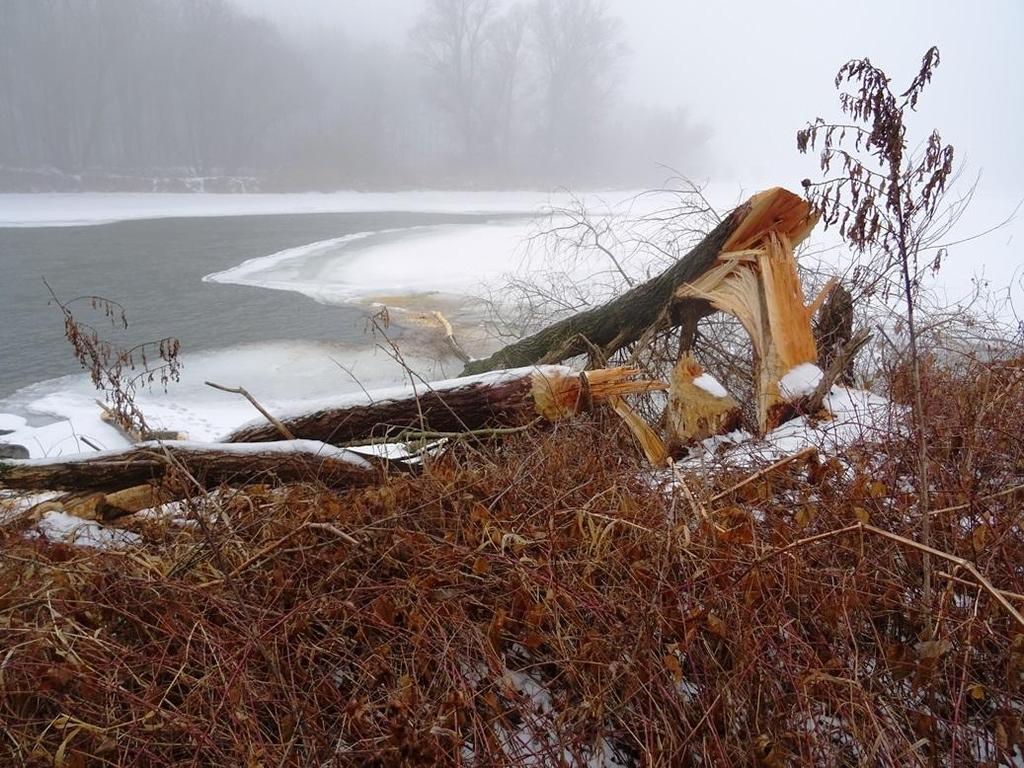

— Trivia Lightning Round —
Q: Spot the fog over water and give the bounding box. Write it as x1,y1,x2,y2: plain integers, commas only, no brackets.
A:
3,1,1020,198
244,0,1024,197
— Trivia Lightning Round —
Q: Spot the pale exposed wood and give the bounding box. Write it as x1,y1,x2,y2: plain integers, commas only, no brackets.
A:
607,395,669,466
56,484,176,521
431,310,471,364
721,186,820,252
807,277,839,317
677,225,822,433
664,354,742,456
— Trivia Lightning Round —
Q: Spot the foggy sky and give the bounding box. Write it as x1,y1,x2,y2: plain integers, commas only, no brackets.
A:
241,0,1024,196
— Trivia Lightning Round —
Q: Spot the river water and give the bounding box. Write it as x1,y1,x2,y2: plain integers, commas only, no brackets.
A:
0,211,502,398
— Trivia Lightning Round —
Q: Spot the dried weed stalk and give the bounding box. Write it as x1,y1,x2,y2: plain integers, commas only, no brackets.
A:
45,279,181,436
798,46,957,603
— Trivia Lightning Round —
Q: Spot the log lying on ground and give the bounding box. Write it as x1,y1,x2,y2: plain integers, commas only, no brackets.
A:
461,187,818,376
226,366,665,446
0,440,377,494
96,400,187,442
65,484,179,521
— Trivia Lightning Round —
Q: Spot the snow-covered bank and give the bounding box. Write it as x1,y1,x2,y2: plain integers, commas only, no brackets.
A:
0,189,641,228
673,386,898,473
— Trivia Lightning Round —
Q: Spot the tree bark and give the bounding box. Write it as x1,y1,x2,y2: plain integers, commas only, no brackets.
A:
461,188,820,377
460,216,736,376
813,282,856,385
225,366,664,446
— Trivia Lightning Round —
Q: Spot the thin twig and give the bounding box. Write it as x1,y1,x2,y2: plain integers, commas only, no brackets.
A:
341,419,542,448
928,483,1024,517
708,446,817,504
860,522,1024,628
746,521,1024,629
935,570,1024,603
205,381,295,440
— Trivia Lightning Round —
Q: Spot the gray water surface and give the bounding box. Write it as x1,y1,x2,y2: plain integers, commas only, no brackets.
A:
0,211,497,397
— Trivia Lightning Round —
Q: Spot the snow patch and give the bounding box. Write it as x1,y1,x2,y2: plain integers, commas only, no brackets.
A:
28,511,141,549
9,439,372,468
692,372,730,399
674,386,896,472
0,413,28,432
779,363,824,400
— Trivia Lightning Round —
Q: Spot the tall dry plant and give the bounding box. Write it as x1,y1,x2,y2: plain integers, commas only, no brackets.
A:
45,279,182,437
797,46,956,605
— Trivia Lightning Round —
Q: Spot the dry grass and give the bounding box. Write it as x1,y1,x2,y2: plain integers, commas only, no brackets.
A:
1,358,1023,766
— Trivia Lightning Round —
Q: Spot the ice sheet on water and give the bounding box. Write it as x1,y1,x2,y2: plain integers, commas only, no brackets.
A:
0,341,459,458
202,220,536,305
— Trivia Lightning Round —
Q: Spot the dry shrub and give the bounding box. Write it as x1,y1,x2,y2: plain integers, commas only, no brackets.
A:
1,359,1022,766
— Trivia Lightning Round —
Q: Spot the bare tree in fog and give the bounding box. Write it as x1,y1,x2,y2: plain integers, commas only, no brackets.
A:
0,0,302,187
0,0,706,190
481,4,530,175
531,0,627,179
413,0,499,170
412,0,629,184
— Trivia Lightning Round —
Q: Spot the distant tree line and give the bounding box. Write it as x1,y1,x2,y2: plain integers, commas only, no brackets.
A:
0,0,710,190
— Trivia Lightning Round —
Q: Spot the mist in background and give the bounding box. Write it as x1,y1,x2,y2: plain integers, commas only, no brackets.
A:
0,0,712,191
1,1,1020,197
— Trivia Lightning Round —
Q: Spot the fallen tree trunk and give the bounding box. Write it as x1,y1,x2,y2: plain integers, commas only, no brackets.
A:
0,440,378,494
461,188,819,376
225,366,664,446
67,484,179,521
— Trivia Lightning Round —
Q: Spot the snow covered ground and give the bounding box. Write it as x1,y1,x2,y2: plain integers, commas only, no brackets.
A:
673,385,898,473
0,189,640,228
0,341,458,458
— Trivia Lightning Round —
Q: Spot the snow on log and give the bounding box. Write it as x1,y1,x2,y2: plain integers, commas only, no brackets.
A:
225,366,665,446
0,440,376,494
